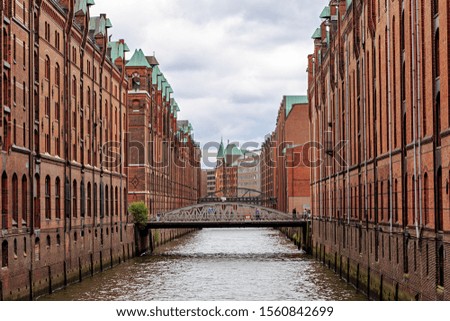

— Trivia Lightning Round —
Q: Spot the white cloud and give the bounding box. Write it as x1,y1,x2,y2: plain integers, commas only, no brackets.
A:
91,0,328,164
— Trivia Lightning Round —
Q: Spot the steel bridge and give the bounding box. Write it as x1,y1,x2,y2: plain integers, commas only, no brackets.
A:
146,202,308,229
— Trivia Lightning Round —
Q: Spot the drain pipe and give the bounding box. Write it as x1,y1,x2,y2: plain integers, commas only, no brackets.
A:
387,0,393,233
410,0,419,237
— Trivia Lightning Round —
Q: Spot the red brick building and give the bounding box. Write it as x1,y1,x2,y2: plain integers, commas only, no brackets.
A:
125,49,200,218
0,0,135,300
309,0,449,300
260,96,311,213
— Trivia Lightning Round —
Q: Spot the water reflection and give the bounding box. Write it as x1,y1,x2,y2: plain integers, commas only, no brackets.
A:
41,228,364,301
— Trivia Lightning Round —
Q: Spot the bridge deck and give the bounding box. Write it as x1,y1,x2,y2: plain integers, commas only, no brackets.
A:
146,220,308,229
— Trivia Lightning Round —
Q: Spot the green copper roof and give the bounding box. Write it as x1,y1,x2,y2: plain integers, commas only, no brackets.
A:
74,0,88,15
285,95,308,117
108,41,129,63
158,73,166,91
87,0,95,5
346,0,353,8
320,6,331,19
126,49,151,68
217,140,225,159
105,18,113,28
89,16,108,36
225,143,244,158
312,28,321,39
151,65,161,85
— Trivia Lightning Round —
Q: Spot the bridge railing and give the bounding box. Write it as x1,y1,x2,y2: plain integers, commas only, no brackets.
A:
151,202,301,223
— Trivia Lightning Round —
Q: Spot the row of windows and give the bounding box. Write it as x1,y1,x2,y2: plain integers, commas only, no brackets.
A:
1,225,126,268
1,171,128,230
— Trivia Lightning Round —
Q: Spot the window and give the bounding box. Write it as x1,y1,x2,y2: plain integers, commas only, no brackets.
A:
13,77,16,104
437,245,444,287
115,187,118,216
55,63,60,87
45,176,51,220
93,183,97,218
422,173,430,225
437,167,443,231
56,234,61,246
12,174,18,226
435,93,441,146
2,172,8,230
110,186,114,217
34,238,40,261
55,177,61,219
80,180,85,218
22,41,25,67
34,174,40,229
433,0,439,16
72,180,77,218
23,81,26,109
87,183,91,217
434,29,440,78
22,175,27,226
13,35,16,62
1,241,8,268
105,185,109,216
45,55,50,80
46,235,51,248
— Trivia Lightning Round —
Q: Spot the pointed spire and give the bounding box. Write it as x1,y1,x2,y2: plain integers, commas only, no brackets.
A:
217,138,225,159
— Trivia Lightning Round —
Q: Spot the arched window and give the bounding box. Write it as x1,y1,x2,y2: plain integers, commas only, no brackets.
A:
110,186,114,217
437,167,443,231
435,93,441,146
72,76,77,97
45,176,51,220
12,174,18,226
434,29,440,78
22,175,27,226
55,63,60,87
55,177,61,219
93,183,97,218
423,173,429,225
13,238,17,257
56,234,61,246
87,182,92,217
45,55,50,80
105,185,109,216
46,235,51,248
34,174,41,229
433,0,439,16
115,187,118,216
1,240,8,267
2,172,8,230
3,116,9,151
80,180,85,218
72,180,77,218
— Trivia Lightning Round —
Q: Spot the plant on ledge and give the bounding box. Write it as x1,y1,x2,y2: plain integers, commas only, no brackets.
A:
128,201,149,229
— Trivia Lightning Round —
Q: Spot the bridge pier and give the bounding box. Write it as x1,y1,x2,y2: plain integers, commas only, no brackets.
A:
135,228,150,255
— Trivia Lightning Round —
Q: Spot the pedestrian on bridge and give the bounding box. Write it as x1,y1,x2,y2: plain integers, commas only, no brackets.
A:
292,208,297,220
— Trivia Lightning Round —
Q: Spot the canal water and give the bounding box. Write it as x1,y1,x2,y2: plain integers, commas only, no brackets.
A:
40,229,365,301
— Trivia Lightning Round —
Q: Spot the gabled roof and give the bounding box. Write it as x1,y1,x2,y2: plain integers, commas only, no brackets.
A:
285,95,308,117
320,6,331,19
89,15,111,36
108,40,130,63
311,28,322,39
225,143,244,158
126,49,151,68
146,56,159,67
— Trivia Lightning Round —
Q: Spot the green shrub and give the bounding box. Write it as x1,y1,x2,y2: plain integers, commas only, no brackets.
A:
128,201,149,229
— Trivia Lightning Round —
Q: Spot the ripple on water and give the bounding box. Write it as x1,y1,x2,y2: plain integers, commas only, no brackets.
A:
40,228,365,301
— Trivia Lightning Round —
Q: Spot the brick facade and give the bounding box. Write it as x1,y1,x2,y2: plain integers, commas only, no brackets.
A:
0,0,135,300
260,97,311,213
309,0,450,300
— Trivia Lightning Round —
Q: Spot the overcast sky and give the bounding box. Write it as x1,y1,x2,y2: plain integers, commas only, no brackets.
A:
92,0,327,165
